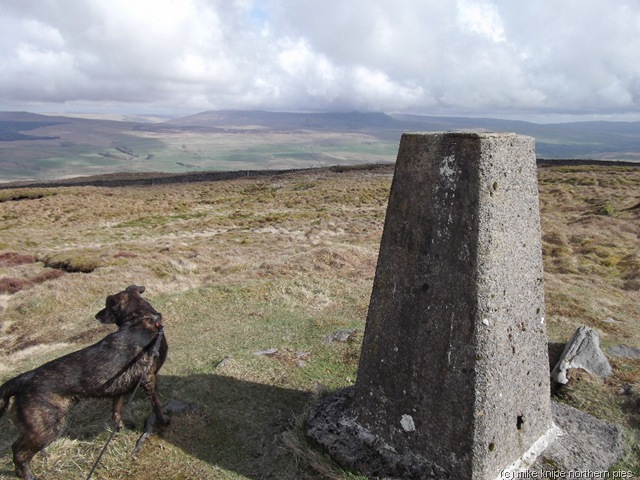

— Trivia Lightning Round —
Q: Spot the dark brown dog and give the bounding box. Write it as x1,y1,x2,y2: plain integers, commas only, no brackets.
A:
0,285,169,480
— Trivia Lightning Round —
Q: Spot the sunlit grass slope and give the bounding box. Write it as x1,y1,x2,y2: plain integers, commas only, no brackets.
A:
0,164,638,478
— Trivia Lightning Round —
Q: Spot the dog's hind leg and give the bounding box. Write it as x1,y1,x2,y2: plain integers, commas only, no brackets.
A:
13,435,41,480
12,395,70,480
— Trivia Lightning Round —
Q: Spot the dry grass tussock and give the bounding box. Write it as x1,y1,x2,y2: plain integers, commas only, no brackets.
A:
0,164,638,478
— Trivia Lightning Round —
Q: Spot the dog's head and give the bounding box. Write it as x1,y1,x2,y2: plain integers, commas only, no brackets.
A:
95,285,162,328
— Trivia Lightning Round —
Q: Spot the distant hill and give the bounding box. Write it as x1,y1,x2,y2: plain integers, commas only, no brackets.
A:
1,110,639,182
165,110,640,159
166,110,397,130
393,114,640,159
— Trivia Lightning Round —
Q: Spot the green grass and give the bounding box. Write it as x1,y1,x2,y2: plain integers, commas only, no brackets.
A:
0,129,398,182
0,164,639,478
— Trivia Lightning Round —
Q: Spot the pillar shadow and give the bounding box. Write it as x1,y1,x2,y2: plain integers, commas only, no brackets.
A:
155,373,314,478
0,374,315,479
548,341,566,371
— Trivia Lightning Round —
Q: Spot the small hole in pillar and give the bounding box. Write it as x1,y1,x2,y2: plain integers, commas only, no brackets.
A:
421,283,430,293
512,346,516,355
492,181,498,191
517,416,524,430
488,442,496,452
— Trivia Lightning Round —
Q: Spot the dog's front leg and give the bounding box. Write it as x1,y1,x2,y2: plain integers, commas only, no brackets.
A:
141,374,169,426
112,395,125,429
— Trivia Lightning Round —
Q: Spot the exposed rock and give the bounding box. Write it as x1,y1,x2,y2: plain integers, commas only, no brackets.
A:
253,348,278,356
214,356,231,369
531,402,625,472
323,328,358,343
602,317,621,324
607,344,640,360
618,383,634,396
551,326,612,384
295,351,310,367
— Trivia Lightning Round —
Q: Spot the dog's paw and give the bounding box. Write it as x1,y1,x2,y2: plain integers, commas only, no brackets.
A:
157,416,171,427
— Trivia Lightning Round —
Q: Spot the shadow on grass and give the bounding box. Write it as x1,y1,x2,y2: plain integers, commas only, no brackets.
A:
157,373,315,479
0,373,318,480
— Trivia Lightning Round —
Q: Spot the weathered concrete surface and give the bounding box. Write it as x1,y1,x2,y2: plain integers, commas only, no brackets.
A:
352,133,551,479
551,326,612,384
307,388,448,479
306,389,626,479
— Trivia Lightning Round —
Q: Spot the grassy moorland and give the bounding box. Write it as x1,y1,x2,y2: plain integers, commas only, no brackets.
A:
0,164,639,479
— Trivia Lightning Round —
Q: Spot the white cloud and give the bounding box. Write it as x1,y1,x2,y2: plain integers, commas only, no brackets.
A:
0,0,639,119
277,39,313,77
457,0,506,43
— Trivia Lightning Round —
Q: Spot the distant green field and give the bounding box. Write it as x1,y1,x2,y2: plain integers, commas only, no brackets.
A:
0,130,398,182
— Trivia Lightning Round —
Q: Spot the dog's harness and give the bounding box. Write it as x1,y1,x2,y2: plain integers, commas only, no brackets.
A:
86,326,164,480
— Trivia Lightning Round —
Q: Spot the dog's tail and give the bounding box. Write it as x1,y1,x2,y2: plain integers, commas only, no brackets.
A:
0,376,20,417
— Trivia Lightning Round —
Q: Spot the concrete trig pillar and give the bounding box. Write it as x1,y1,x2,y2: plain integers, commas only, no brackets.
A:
307,132,625,479
354,132,552,478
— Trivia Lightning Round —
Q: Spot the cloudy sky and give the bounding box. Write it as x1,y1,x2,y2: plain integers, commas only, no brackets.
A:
1,0,639,121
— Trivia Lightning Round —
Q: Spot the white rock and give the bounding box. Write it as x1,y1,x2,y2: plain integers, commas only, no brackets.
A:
400,414,416,432
551,326,612,384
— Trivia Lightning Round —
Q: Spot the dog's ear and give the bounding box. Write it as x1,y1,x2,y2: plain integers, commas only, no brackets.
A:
126,285,145,294
95,294,119,324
